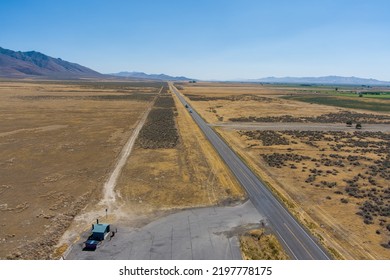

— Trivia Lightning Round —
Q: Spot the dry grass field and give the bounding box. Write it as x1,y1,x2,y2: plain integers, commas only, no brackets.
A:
177,83,340,124
0,80,161,259
178,82,390,259
240,229,289,260
115,87,245,216
177,82,390,125
2,79,387,260
0,80,245,259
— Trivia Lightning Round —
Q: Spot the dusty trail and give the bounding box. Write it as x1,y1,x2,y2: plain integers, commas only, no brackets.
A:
101,102,154,207
56,88,160,257
100,86,161,209
0,125,68,137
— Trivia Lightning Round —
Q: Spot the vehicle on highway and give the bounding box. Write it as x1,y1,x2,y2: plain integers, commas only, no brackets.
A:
170,83,330,260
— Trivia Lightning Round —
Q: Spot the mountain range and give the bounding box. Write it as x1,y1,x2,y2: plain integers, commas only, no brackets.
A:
0,47,193,81
1,47,389,85
0,47,102,79
251,76,390,86
110,71,193,81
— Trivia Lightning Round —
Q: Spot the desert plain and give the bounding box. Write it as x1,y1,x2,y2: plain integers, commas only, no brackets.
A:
177,82,390,259
1,80,389,260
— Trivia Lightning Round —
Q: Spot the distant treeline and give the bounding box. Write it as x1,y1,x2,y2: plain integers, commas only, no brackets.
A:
359,92,389,95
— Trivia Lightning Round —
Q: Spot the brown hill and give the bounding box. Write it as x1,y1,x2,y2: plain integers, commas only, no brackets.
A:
0,47,103,79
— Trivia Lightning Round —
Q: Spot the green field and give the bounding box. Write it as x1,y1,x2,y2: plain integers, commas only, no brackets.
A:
268,84,390,99
282,94,390,112
334,92,390,99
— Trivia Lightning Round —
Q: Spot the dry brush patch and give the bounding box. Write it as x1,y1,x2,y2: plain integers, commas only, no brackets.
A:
116,89,245,215
230,111,390,124
240,229,289,260
137,94,179,149
154,95,176,108
185,93,273,103
160,84,170,94
240,131,290,146
242,129,390,257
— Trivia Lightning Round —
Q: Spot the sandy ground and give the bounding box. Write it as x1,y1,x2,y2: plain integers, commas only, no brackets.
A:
0,80,159,259
55,91,159,258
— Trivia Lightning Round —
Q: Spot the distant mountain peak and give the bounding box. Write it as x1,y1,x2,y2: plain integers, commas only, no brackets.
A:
252,76,390,85
110,71,194,81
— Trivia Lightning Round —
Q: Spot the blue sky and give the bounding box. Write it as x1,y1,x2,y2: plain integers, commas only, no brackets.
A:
1,0,389,80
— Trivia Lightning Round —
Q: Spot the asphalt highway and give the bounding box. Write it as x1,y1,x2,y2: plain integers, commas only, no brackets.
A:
170,83,331,260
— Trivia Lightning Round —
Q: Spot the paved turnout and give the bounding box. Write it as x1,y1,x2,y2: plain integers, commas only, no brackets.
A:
170,83,331,260
66,201,263,260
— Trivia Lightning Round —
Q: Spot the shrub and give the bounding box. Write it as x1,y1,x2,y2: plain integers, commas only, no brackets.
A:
340,198,349,204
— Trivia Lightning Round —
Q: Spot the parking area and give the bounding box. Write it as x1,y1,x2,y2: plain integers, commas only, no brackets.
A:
66,200,264,260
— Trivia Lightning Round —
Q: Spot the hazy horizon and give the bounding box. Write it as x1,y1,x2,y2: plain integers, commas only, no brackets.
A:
1,0,389,81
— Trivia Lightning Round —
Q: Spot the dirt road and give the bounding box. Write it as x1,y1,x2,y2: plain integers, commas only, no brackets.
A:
56,89,160,258
101,101,155,207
